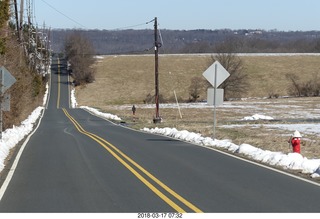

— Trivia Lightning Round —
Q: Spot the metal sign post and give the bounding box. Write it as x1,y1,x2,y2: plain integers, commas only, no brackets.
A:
213,64,217,139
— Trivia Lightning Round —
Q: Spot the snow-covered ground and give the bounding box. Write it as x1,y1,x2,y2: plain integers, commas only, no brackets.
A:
1,87,320,180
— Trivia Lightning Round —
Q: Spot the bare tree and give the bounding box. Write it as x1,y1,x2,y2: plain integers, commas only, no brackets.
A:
210,50,249,100
188,76,208,102
210,37,249,100
65,31,96,85
286,73,301,96
286,73,320,97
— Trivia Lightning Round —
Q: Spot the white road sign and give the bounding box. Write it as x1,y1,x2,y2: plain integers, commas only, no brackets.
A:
2,93,10,111
207,88,224,106
0,66,16,93
202,61,230,87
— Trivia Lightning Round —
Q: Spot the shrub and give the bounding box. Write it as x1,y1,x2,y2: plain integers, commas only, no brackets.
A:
286,73,320,97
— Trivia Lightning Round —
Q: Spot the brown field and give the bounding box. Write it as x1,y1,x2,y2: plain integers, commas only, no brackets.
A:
76,54,320,105
75,54,320,165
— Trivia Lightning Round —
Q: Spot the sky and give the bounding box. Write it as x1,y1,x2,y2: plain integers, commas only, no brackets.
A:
30,0,320,31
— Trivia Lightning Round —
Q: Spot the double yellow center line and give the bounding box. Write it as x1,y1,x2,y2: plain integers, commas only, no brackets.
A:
62,108,202,213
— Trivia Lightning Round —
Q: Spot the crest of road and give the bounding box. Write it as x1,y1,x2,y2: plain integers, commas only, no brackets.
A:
0,58,319,213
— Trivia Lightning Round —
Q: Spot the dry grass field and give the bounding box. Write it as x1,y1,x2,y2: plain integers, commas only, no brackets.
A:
76,55,210,105
75,54,320,163
76,54,320,105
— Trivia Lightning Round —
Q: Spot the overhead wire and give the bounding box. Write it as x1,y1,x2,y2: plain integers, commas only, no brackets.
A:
112,18,154,31
33,7,159,56
39,1,154,31
92,18,156,55
15,2,161,59
40,0,87,29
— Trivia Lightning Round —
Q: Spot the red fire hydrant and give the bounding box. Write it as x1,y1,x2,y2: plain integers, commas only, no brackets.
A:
289,130,302,153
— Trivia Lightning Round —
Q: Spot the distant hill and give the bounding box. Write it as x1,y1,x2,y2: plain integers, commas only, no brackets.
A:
51,29,320,55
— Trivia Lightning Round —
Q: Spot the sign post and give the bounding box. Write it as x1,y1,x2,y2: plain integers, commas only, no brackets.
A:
202,61,230,139
0,66,16,139
213,64,218,138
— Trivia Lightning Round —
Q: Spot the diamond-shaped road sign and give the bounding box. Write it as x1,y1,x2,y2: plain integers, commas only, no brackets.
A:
0,66,16,93
202,61,230,87
203,61,230,106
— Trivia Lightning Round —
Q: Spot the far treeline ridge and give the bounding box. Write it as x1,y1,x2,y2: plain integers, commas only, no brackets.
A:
52,29,320,55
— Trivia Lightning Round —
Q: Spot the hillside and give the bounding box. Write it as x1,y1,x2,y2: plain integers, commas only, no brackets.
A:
0,0,47,130
0,37,46,130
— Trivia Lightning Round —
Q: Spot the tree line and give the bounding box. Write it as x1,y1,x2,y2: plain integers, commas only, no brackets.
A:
52,29,320,55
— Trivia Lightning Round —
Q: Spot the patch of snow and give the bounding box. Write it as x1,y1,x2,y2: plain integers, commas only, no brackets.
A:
242,114,274,120
71,88,78,108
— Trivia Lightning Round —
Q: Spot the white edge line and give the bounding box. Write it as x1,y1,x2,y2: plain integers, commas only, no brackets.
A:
138,130,320,187
0,108,46,201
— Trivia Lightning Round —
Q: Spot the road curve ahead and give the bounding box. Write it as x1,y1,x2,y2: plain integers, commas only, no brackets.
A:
0,58,320,213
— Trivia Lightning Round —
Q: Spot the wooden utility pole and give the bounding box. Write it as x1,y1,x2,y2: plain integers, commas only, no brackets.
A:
153,17,161,123
13,0,20,41
19,0,24,44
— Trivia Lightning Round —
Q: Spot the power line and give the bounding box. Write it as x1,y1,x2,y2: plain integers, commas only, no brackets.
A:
103,18,154,31
38,2,154,31
40,0,87,29
114,23,146,30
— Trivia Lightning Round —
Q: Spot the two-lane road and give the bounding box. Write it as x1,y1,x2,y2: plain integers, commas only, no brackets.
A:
0,58,319,212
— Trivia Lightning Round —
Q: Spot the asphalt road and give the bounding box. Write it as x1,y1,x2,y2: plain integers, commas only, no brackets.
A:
0,58,320,213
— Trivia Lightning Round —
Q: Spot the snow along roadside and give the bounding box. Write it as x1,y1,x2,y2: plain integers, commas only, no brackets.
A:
141,127,320,178
0,83,49,173
70,88,320,178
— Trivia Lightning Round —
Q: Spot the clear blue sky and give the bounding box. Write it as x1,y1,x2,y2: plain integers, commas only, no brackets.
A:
31,0,320,31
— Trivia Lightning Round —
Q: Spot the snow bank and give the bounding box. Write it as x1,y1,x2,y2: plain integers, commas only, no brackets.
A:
142,127,320,178
80,106,121,121
0,107,44,172
0,83,49,173
71,89,121,121
71,88,78,108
